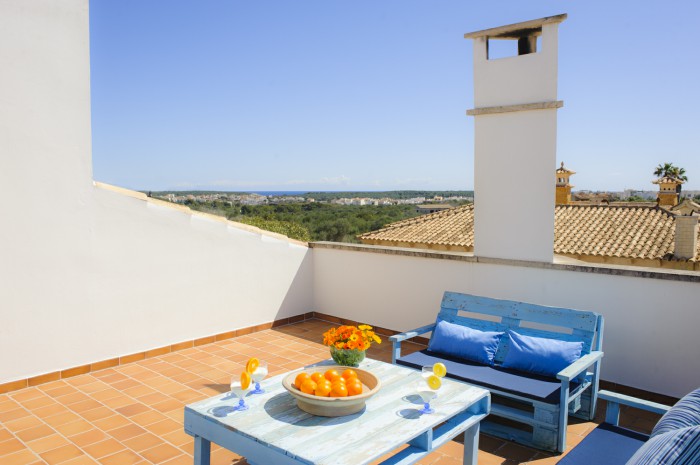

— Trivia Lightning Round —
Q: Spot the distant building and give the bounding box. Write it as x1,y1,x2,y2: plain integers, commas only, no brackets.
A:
415,204,454,215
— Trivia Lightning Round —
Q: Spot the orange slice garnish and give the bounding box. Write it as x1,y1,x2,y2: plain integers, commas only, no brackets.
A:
246,357,260,374
241,371,252,390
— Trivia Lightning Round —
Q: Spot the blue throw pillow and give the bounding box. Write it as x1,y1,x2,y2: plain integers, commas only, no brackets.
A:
626,425,700,465
428,319,503,365
652,389,700,437
501,330,583,377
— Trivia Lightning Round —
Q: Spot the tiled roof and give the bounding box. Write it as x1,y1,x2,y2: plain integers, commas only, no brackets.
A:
652,176,684,185
358,205,474,250
358,204,700,261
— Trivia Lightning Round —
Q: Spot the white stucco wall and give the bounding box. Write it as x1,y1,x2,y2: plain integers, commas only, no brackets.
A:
313,246,700,398
0,0,313,384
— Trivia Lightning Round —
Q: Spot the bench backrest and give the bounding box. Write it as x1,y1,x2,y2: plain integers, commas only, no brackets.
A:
438,292,603,365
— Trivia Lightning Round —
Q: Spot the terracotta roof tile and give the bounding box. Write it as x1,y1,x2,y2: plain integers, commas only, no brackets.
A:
357,204,699,261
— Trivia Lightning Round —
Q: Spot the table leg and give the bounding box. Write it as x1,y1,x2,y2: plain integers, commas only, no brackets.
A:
462,423,480,465
194,435,211,465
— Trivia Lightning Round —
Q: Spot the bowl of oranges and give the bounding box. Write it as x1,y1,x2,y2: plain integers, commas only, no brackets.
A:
282,365,381,417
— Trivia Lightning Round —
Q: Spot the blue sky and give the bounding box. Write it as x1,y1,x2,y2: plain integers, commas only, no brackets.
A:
89,1,700,192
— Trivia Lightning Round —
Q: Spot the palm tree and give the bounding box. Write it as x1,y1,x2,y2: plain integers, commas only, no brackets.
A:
654,163,688,194
654,162,688,181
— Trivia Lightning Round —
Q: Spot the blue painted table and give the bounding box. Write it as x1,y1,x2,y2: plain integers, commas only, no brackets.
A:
184,358,490,465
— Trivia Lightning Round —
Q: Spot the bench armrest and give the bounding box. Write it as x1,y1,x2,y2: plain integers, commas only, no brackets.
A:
389,323,436,344
599,390,671,416
556,351,604,382
390,323,435,364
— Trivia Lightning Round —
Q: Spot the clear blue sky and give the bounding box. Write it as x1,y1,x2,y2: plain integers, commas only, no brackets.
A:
89,1,700,192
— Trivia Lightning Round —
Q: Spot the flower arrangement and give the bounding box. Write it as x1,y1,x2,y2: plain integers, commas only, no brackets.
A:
322,324,382,367
323,324,382,351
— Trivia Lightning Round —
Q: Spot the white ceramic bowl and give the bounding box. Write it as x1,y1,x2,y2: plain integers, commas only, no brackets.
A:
282,365,381,417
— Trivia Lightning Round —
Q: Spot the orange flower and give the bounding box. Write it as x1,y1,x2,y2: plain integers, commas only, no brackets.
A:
322,323,382,351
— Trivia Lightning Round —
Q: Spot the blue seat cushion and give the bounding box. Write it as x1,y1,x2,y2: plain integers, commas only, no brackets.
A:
396,349,577,404
651,388,700,437
427,319,503,365
556,423,648,465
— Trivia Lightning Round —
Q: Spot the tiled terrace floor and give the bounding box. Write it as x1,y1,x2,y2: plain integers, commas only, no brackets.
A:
0,319,663,465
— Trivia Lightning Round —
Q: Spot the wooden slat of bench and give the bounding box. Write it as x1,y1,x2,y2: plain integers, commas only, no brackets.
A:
441,292,599,332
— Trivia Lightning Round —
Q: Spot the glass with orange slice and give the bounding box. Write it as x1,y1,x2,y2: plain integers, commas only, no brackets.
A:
230,371,252,411
246,358,268,395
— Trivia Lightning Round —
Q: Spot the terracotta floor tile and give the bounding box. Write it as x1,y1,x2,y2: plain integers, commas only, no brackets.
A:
68,429,109,448
144,418,181,436
66,400,103,414
1,449,41,465
130,410,168,427
140,443,182,463
122,432,163,452
19,396,56,410
151,399,182,413
57,393,91,405
44,386,79,398
161,429,192,447
82,438,125,459
0,428,13,442
108,423,146,441
87,389,122,403
114,404,150,418
160,455,194,465
43,411,82,428
62,456,100,465
0,438,26,455
9,389,44,402
97,449,143,465
33,403,69,419
0,408,31,423
79,407,115,422
39,444,83,465
15,424,56,442
99,396,134,410
52,420,94,437
91,415,133,432
3,414,44,432
26,434,70,453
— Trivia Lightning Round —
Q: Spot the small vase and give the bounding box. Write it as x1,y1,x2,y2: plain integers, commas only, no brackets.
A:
330,346,366,367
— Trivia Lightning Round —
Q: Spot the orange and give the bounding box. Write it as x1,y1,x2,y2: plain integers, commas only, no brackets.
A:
246,357,259,374
294,372,310,389
300,379,317,395
330,383,348,397
310,372,325,384
240,371,252,390
346,378,363,396
324,369,342,383
314,379,332,397
341,369,358,381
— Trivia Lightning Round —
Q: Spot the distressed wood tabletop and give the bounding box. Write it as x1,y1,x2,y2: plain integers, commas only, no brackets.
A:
185,358,489,465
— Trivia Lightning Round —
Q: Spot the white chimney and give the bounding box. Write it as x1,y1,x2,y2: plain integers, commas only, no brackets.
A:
465,14,566,262
674,214,699,260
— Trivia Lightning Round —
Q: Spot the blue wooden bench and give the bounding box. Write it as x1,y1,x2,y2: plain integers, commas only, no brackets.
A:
560,388,700,464
390,292,604,452
556,390,672,464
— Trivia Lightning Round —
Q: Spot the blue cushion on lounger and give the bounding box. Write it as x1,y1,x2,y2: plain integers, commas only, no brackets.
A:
556,423,648,465
626,425,700,465
651,388,700,437
501,330,583,377
428,319,503,365
397,349,577,404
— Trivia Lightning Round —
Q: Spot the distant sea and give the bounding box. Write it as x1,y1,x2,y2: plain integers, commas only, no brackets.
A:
245,191,308,196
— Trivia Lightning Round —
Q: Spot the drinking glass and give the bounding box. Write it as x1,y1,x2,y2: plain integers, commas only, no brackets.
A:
416,381,438,414
230,377,251,411
250,362,268,395
421,366,438,398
